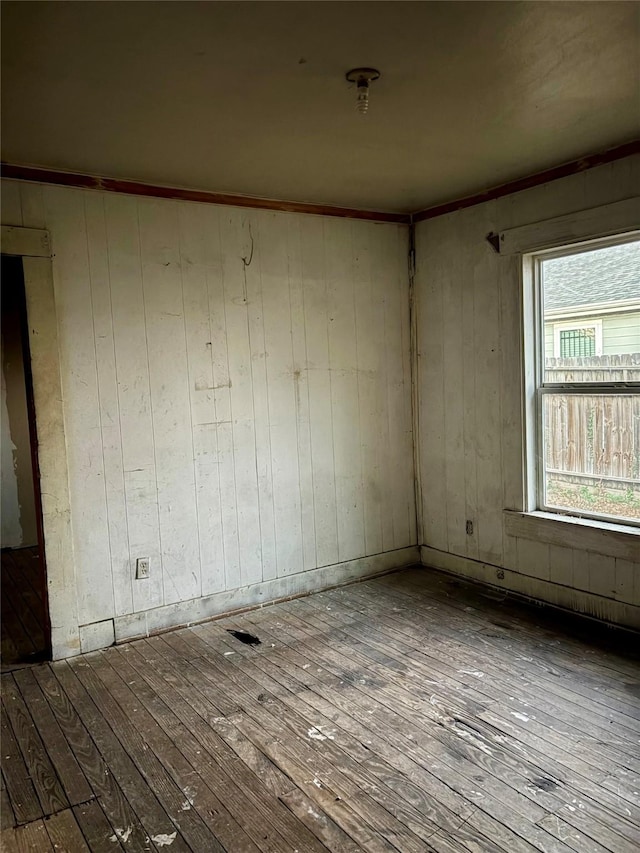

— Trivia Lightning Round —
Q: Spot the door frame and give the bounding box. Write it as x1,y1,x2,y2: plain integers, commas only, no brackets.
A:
2,226,80,658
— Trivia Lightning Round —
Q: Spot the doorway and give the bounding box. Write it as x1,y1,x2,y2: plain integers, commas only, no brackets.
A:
1,254,50,667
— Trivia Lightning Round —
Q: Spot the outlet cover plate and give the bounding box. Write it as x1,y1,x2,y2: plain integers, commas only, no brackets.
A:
135,557,150,579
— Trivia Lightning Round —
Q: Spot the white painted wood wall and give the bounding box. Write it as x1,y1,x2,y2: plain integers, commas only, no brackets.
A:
415,156,640,625
2,158,638,652
1,180,416,649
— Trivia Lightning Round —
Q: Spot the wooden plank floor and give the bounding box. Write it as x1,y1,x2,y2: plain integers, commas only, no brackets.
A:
1,547,48,670
1,566,639,852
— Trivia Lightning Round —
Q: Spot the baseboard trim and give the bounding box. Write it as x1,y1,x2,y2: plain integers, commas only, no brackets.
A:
79,619,115,654
113,546,419,644
420,545,640,630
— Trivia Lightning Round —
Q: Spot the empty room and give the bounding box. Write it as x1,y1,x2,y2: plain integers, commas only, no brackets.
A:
1,1,639,851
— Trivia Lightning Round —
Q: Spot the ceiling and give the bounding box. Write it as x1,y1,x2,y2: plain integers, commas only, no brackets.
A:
2,1,638,213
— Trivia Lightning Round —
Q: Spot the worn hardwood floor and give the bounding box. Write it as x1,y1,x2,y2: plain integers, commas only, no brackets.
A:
1,547,48,671
1,566,639,852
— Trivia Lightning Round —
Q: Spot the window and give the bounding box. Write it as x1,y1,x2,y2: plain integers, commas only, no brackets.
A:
528,235,640,526
553,320,602,358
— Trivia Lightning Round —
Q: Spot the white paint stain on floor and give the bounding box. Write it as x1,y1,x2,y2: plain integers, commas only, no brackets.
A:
181,785,196,810
110,827,132,843
451,724,493,755
307,726,335,741
151,831,177,846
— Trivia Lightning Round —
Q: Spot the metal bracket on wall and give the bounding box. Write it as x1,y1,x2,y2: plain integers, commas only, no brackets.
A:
486,232,501,253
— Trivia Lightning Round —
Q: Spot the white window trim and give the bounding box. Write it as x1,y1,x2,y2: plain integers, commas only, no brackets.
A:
522,229,640,531
504,510,639,562
496,197,640,255
552,319,602,358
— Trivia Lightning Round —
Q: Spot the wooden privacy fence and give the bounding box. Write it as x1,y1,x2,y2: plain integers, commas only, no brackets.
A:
544,354,640,488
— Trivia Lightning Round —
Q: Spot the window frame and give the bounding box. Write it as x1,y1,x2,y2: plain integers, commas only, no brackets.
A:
524,230,640,529
552,318,602,358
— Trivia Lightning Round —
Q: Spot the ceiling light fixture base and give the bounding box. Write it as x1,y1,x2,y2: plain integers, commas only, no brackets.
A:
345,68,381,114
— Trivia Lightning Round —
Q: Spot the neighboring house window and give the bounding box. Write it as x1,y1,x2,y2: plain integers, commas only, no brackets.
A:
553,320,602,358
528,235,640,526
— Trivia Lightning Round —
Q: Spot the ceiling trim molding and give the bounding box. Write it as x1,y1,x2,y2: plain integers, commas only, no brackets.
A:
413,140,640,222
3,140,639,225
0,163,410,224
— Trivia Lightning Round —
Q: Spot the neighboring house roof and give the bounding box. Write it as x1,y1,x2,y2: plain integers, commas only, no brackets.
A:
543,240,640,312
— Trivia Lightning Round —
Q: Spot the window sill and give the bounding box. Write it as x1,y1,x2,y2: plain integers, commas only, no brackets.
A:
503,510,640,562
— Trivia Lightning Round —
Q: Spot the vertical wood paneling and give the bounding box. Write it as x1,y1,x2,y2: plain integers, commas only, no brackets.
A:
206,208,240,592
614,558,637,604
244,214,277,582
416,219,448,552
397,225,416,546
104,194,163,614
416,154,640,610
138,199,201,605
1,181,23,226
353,221,382,556
383,224,412,550
371,227,395,553
19,183,45,230
44,187,114,626
326,218,365,562
472,202,503,566
498,250,523,571
218,210,262,588
178,202,225,596
84,193,132,617
588,552,616,599
301,217,339,568
461,237,480,562
516,538,550,581
548,544,576,588
286,214,317,572
260,211,304,576
2,180,415,640
444,217,468,558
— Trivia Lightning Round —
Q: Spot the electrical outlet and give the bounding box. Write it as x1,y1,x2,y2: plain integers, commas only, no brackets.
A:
465,520,474,535
135,557,150,579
